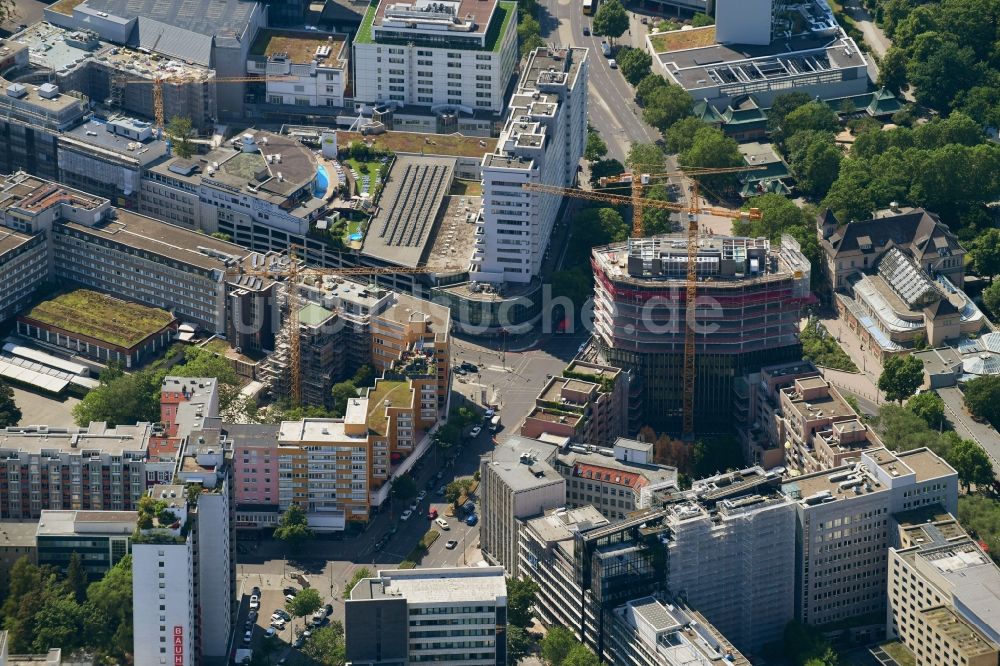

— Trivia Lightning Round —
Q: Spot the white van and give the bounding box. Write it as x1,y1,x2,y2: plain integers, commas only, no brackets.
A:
435,518,450,530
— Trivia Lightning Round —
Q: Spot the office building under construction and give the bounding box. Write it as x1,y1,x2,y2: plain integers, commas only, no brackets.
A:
591,234,812,433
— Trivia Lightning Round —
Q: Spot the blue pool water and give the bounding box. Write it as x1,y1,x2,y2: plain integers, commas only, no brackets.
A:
349,232,363,242
314,165,329,197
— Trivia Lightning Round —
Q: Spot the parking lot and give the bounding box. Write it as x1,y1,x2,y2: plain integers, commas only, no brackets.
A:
234,573,335,664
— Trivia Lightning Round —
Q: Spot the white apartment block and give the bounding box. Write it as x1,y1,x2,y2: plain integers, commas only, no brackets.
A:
479,436,565,578
663,468,797,654
352,0,518,113
781,447,958,628
473,47,588,284
248,30,349,108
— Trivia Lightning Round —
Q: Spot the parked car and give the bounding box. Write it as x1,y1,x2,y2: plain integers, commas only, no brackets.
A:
484,408,495,419
466,514,479,526
249,595,260,610
437,485,446,495
428,508,439,519
435,517,450,530
324,604,334,617
608,58,618,69
416,490,427,502
252,586,261,596
446,540,459,549
641,16,648,23
248,610,258,623
409,500,419,511
294,636,306,648
265,627,277,638
285,593,296,602
282,587,298,597
470,426,482,438
401,509,413,521
270,618,286,629
583,25,590,35
243,630,252,644
460,361,477,372
453,366,466,375
600,40,611,56
273,609,291,621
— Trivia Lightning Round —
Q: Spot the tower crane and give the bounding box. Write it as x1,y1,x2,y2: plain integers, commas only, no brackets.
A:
227,252,463,406
523,168,764,438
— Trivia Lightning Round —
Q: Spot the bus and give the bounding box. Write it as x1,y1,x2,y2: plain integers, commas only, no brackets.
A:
582,0,594,15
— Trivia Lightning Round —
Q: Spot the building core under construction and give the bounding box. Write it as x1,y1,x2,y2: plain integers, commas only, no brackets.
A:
591,234,811,433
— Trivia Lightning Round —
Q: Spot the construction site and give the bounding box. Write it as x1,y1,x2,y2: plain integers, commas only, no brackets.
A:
591,234,812,434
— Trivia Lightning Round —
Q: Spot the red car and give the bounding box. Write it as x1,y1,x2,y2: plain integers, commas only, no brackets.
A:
428,508,439,520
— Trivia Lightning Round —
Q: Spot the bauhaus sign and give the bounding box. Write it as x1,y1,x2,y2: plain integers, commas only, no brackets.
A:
173,626,184,665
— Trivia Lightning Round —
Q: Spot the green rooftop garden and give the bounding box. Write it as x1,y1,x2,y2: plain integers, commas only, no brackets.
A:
354,0,515,52
23,289,175,349
366,379,411,435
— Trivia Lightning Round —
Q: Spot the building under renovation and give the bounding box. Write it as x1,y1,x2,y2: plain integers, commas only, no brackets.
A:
591,234,812,433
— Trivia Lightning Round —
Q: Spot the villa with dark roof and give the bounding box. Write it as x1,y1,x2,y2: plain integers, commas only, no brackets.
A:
819,207,984,359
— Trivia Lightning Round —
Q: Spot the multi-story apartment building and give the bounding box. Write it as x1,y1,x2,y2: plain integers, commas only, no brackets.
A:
553,443,678,522
346,566,509,666
779,375,884,474
781,447,958,628
520,506,611,654
663,467,796,654
0,172,278,341
592,234,811,433
352,0,517,113
248,30,349,108
229,424,281,521
35,509,135,580
133,424,235,665
609,596,750,666
276,412,371,532
0,229,47,322
889,532,1000,666
0,422,173,519
521,361,631,447
735,360,820,469
154,377,220,459
263,303,344,408
479,436,565,578
473,47,587,286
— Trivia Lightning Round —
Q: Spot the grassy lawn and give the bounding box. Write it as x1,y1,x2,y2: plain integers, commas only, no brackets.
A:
880,641,916,666
801,319,859,372
346,158,382,195
366,380,411,434
451,179,483,196
338,131,494,158
24,290,174,349
354,2,378,44
202,338,230,355
649,26,716,53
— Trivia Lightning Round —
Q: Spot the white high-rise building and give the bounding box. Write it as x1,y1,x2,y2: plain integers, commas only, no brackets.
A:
352,0,518,113
133,422,234,666
472,47,588,285
781,447,958,628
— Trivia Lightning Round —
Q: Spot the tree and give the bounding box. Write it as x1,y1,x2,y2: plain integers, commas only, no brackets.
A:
166,116,195,159
665,116,705,154
642,184,674,236
273,504,314,551
784,620,839,665
391,474,418,503
635,74,668,105
331,380,359,417
949,439,994,490
877,46,909,93
627,142,665,172
507,625,533,664
84,554,133,660
345,567,374,599
302,621,346,665
72,368,163,427
958,495,1000,562
287,587,323,638
0,380,20,427
592,0,629,44
444,480,465,506
963,375,1000,427
785,131,842,198
969,228,1000,282
540,626,578,665
781,101,839,141
518,14,544,56
589,158,625,186
691,12,714,26
767,92,813,137
908,38,981,111
641,83,693,133
679,126,743,193
563,645,601,666
983,281,1000,317
617,47,652,86
907,390,945,430
878,354,924,403
66,552,88,604
506,577,538,628
173,346,238,386
584,130,608,162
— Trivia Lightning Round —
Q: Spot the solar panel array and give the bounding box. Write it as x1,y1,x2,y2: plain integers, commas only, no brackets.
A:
378,162,450,248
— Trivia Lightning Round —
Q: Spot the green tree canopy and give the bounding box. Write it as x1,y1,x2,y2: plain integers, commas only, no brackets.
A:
906,390,945,430
589,158,625,187
877,46,909,93
785,130,841,198
665,116,705,154
680,126,743,193
627,142,666,172
617,47,653,85
302,621,346,665
983,281,1000,318
878,354,925,403
0,380,21,428
507,625,533,663
331,380,360,417
391,474,418,502
949,439,995,490
781,101,840,141
506,576,538,628
166,116,195,159
540,626,578,665
641,83,694,133
592,0,629,43
563,645,601,666
584,130,608,162
642,184,674,236
963,374,1000,428
274,504,315,551
346,567,374,599
287,587,323,621
72,368,163,427
635,74,668,105
969,228,1000,281
767,92,813,137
